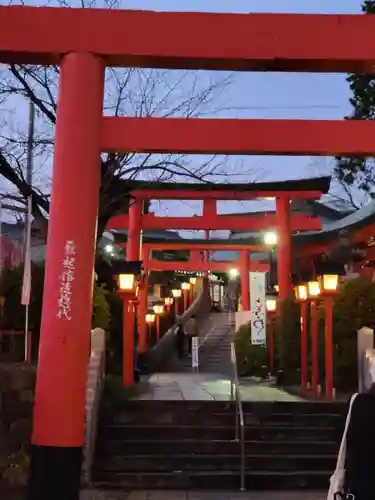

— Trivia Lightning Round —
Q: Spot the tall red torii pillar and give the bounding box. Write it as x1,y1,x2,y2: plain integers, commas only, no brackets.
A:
276,197,293,301
240,250,251,311
123,196,144,387
203,199,216,278
28,53,105,500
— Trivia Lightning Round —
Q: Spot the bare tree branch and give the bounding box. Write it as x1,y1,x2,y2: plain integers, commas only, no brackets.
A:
0,2,260,243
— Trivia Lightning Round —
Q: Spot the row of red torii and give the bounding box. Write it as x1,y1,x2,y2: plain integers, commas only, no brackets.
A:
107,189,327,357
5,5,374,498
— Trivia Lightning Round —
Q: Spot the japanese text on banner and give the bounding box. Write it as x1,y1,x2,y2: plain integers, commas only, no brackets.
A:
250,272,266,345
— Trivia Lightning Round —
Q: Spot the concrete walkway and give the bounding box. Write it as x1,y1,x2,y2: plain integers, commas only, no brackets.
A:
136,373,302,402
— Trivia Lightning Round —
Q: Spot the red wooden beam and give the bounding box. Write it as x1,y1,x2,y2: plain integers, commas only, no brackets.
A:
102,117,375,157
108,213,321,231
142,243,269,252
2,7,375,73
146,259,269,273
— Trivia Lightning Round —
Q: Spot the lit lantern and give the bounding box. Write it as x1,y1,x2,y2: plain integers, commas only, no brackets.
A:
295,284,309,393
171,288,182,298
307,281,321,299
319,274,339,295
181,282,191,291
116,260,143,389
266,295,277,373
266,297,277,313
153,304,165,315
153,304,164,340
116,261,143,298
263,231,278,246
294,284,308,303
145,313,155,324
118,273,136,293
164,297,174,306
316,272,340,401
229,268,239,279
189,277,197,285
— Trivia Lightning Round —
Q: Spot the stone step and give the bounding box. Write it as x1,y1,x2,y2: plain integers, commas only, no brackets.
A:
104,400,345,414
94,399,341,490
158,311,236,373
100,424,338,442
96,438,338,456
199,344,231,350
93,470,330,490
95,453,336,473
101,410,341,427
199,349,231,356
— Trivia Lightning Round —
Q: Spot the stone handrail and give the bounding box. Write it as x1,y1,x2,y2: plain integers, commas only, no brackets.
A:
81,327,106,485
146,278,211,371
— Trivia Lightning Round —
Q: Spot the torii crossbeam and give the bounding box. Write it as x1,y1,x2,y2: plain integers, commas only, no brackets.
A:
3,5,371,498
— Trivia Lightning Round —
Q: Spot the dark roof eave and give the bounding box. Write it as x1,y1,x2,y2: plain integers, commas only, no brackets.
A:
294,210,375,245
125,176,331,194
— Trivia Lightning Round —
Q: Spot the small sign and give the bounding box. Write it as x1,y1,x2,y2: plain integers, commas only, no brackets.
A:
192,336,199,369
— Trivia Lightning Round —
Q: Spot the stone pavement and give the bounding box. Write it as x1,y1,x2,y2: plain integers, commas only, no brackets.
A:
135,373,302,402
81,490,325,500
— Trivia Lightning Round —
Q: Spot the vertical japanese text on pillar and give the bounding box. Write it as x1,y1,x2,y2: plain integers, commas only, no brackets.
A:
57,240,76,320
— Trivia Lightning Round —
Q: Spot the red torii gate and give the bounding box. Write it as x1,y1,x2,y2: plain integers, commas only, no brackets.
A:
110,191,323,357
120,240,270,353
108,185,325,303
3,5,374,498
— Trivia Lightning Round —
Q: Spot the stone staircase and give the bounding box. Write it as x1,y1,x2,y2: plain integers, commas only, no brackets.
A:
197,312,235,376
159,311,235,375
93,400,344,490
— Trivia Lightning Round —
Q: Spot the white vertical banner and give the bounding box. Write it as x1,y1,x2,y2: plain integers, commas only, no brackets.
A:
250,272,267,345
220,284,224,308
192,336,199,370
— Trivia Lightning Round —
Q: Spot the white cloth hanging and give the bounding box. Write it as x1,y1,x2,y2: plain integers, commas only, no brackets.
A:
327,393,358,500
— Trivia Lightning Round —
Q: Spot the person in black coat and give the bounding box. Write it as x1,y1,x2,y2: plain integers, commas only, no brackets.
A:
175,316,185,360
344,376,375,499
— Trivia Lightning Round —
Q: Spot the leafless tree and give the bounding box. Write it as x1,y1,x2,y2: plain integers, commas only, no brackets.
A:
0,0,258,240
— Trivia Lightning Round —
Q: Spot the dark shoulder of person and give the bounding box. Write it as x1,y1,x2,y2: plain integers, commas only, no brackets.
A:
346,392,375,438
351,392,375,418
338,393,366,441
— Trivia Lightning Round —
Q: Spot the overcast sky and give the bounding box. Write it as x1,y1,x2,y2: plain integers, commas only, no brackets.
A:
0,0,365,236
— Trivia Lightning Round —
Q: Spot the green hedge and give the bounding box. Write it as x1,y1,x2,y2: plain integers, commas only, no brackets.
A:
0,264,111,362
235,322,269,377
274,296,301,384
332,277,375,390
274,277,375,391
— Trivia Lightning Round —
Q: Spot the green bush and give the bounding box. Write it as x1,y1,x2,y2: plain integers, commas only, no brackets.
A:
0,265,112,361
331,277,375,391
92,284,110,330
0,448,29,488
101,374,139,408
0,264,44,334
104,292,123,374
235,322,269,377
274,295,301,382
273,277,375,391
